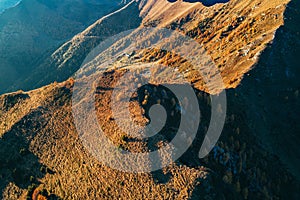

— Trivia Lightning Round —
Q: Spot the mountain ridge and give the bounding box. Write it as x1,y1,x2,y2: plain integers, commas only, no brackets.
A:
1,0,300,199
7,0,290,94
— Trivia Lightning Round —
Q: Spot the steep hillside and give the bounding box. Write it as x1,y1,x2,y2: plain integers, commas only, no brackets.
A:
0,0,20,13
1,74,299,199
139,0,291,91
1,0,300,199
8,0,142,93
0,0,121,94
10,0,290,94
236,0,300,179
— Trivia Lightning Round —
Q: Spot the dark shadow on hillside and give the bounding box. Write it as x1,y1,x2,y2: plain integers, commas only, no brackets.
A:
132,84,212,184
130,84,211,154
151,169,172,184
190,0,300,198
167,0,229,6
0,109,54,198
235,0,300,181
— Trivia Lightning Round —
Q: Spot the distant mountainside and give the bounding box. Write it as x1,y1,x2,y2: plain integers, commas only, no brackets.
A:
0,0,121,94
8,0,142,93
0,0,20,13
1,0,300,199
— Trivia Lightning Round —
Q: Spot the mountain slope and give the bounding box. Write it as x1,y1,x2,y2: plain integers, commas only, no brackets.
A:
236,0,300,179
7,0,142,94
0,0,121,94
1,0,300,199
10,0,290,94
1,74,299,199
140,0,290,91
0,0,20,13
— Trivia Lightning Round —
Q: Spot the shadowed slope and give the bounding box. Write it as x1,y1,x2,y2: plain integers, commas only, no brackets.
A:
0,0,121,94
236,0,300,180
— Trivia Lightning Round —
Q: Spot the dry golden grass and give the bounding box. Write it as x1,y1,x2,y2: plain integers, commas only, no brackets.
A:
141,0,290,93
0,0,296,199
0,76,208,199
